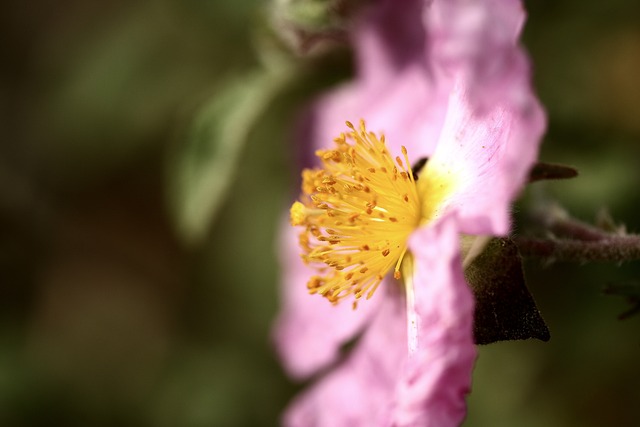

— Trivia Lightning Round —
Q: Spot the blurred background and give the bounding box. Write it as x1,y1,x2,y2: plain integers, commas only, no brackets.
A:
1,0,638,426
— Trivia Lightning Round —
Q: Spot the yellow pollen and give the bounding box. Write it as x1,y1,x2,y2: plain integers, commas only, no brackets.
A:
290,202,307,226
289,119,421,304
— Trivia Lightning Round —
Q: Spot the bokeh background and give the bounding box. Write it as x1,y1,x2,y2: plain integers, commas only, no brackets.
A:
1,0,639,426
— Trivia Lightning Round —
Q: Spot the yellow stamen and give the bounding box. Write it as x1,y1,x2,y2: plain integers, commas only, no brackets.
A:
290,120,421,304
290,119,459,305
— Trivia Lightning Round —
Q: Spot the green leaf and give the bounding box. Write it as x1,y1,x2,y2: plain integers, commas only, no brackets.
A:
168,69,294,245
465,237,551,345
277,0,335,30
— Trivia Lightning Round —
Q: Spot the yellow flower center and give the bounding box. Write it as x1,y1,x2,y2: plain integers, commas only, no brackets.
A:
290,120,427,305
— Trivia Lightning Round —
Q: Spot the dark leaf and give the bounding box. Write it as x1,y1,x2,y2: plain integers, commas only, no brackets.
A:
465,237,550,345
528,162,578,183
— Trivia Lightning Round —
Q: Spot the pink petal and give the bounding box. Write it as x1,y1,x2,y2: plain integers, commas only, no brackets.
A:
283,286,407,427
300,0,447,161
303,67,444,162
356,0,429,86
282,215,476,427
393,215,476,427
301,0,544,193
423,81,545,235
426,0,531,111
273,221,381,379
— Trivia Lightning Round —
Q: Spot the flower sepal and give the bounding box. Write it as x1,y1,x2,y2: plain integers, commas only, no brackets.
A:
464,237,550,345
528,162,578,183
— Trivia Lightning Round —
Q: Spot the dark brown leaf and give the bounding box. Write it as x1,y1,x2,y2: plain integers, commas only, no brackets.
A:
528,162,578,182
465,238,550,345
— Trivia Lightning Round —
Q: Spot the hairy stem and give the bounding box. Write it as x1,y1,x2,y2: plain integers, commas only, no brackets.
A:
546,216,611,241
515,235,640,262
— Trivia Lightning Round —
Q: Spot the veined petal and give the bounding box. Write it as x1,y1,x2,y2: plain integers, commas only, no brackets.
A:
419,82,545,235
274,222,381,379
393,215,476,426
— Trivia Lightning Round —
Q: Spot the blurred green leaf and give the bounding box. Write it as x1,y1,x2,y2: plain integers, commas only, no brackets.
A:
269,0,365,54
169,68,294,245
275,0,333,29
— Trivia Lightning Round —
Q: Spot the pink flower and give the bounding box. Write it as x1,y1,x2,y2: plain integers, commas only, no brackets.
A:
274,0,545,426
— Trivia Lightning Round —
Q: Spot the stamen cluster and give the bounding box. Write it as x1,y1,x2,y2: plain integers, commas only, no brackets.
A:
290,120,421,304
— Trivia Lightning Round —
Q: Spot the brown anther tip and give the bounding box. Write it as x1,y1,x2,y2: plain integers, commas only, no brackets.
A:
396,156,403,167
403,194,409,202
389,217,398,222
368,167,376,173
382,249,390,257
394,271,401,280
345,121,354,129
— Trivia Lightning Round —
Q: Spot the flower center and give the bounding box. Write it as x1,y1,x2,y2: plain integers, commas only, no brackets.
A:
290,120,422,305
